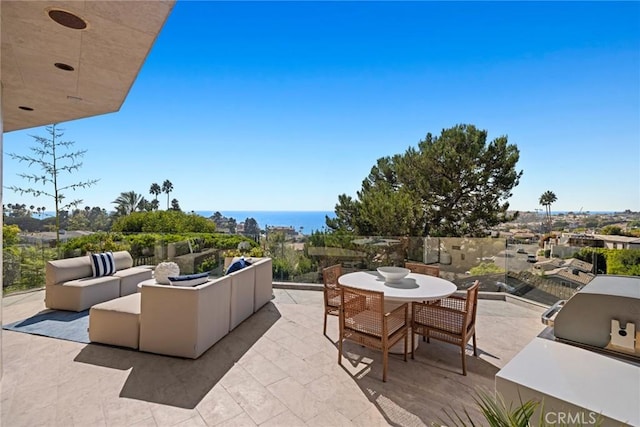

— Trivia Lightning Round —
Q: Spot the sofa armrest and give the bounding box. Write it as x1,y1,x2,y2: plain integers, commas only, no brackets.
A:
229,265,256,331
139,277,231,358
252,258,273,312
46,256,93,286
139,284,198,358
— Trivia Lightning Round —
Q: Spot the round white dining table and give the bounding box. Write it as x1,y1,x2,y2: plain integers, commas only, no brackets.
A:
338,270,458,354
338,270,457,302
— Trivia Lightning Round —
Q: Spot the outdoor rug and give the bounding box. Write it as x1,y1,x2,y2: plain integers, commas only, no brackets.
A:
3,309,90,344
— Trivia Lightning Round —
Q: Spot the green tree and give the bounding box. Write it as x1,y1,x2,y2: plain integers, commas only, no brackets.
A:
149,183,162,210
112,191,144,216
244,218,261,236
538,190,557,233
170,198,181,211
6,124,99,247
327,124,522,237
162,179,173,210
67,209,90,230
137,197,154,212
600,225,623,235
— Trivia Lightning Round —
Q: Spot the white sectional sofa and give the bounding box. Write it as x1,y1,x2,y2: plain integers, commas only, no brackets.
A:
88,257,273,358
138,276,232,358
45,251,152,312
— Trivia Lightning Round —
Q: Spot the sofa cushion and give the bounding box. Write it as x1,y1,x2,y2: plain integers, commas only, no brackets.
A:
91,252,116,277
112,251,134,271
169,272,209,287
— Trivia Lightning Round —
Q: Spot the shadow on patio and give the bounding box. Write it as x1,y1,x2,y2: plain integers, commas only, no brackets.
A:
338,339,499,426
74,302,281,409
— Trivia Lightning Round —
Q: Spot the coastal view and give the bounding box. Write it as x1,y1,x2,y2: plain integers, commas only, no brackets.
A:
1,1,639,426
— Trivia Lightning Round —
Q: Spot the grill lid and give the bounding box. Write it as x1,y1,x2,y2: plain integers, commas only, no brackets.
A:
542,275,640,360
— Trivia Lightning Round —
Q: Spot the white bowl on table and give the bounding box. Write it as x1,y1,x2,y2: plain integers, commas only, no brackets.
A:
377,266,410,283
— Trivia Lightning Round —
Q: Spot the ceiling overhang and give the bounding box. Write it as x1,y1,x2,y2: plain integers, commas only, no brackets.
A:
1,0,175,132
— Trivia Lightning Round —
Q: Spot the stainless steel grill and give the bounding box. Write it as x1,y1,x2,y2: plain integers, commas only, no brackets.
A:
542,275,640,362
497,275,640,427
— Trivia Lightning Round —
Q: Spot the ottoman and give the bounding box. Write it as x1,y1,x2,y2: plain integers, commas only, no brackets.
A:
89,293,141,349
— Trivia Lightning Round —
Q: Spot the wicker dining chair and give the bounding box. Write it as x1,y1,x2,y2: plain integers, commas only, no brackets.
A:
338,285,409,382
411,280,479,375
405,261,442,344
322,264,343,336
404,261,440,277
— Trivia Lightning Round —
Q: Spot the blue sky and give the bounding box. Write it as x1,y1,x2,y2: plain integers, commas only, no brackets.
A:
4,1,639,213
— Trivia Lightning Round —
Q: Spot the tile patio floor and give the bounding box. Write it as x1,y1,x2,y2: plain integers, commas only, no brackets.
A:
0,288,546,426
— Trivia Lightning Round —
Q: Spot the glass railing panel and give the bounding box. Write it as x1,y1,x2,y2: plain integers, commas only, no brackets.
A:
2,229,597,306
270,234,590,306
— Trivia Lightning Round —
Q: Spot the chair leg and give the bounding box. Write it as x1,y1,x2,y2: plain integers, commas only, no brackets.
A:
472,333,478,356
404,332,408,362
411,329,415,359
461,344,467,376
323,312,327,336
383,349,388,382
338,333,343,366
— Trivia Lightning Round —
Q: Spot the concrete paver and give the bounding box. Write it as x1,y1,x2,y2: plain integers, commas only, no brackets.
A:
1,288,545,426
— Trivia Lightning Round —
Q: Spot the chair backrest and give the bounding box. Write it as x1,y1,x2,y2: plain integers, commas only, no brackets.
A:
405,261,440,277
322,264,343,289
340,285,384,334
464,281,480,330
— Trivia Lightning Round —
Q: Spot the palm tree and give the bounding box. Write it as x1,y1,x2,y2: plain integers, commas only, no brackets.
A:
162,180,173,210
539,190,557,233
149,183,161,210
112,191,143,215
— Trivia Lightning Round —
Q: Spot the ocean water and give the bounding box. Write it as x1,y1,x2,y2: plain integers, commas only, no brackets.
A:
195,211,335,234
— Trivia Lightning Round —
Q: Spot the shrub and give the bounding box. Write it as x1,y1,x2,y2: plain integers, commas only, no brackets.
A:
197,255,219,273
112,211,216,233
208,234,257,250
606,249,640,276
273,258,292,280
3,224,21,246
296,256,314,274
222,249,241,258
469,262,505,276
249,246,264,257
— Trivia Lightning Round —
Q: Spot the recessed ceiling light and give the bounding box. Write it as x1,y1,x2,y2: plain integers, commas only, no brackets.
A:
48,9,87,30
18,106,34,111
54,63,74,71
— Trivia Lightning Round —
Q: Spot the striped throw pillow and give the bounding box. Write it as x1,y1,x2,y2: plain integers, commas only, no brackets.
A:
90,252,116,277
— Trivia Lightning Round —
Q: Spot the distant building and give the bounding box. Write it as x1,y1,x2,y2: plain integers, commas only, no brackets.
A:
267,226,297,238
505,229,537,243
592,234,640,250
566,233,640,250
534,258,593,273
533,257,595,288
